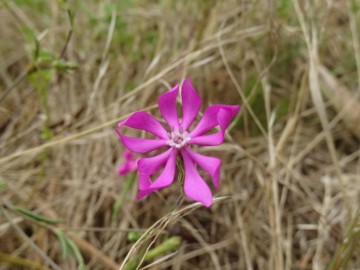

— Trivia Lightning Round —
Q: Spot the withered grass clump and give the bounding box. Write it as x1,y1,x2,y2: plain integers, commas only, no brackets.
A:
0,1,360,269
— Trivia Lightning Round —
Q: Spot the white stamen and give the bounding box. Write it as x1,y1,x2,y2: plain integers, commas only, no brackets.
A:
166,128,191,149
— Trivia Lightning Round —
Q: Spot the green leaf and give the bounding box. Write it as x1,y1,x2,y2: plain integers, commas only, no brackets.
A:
37,50,54,64
28,69,53,97
65,237,86,270
41,127,53,140
53,229,87,269
52,59,78,71
144,236,181,261
0,183,7,190
13,207,64,224
53,228,69,259
351,0,359,13
124,236,182,270
19,25,36,44
78,265,87,270
127,231,143,243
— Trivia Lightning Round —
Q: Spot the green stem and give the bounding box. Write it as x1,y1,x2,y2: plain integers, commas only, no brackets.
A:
112,173,136,222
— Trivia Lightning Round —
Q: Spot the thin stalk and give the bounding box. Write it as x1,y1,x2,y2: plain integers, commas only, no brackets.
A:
112,173,136,222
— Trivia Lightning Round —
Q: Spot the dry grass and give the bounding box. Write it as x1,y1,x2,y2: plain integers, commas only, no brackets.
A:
1,0,360,269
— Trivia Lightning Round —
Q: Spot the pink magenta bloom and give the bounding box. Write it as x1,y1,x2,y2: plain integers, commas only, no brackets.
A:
118,151,138,176
116,78,240,207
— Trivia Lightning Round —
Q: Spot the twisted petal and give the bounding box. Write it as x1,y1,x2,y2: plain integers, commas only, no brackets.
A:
180,78,202,130
189,106,240,146
185,148,221,188
118,151,138,176
137,148,174,190
137,149,178,199
118,164,131,176
116,131,167,154
181,150,213,207
117,111,168,139
137,189,153,200
150,150,177,189
116,111,168,153
190,105,240,137
158,85,179,129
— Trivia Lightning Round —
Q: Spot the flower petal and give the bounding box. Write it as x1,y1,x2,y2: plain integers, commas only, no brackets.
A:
116,131,167,154
118,151,138,176
137,148,174,190
118,165,130,176
149,149,177,189
189,106,239,146
180,78,202,130
137,189,153,200
188,132,224,146
117,111,168,139
181,150,213,207
190,105,240,137
158,84,179,129
118,161,137,176
185,148,221,188
137,149,178,199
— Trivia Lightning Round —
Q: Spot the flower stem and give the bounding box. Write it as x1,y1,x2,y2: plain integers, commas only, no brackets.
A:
112,173,136,222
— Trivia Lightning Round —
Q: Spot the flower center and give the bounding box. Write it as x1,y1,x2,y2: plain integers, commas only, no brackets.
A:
167,127,191,149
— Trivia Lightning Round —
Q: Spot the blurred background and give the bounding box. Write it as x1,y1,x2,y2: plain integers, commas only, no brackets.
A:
1,0,360,269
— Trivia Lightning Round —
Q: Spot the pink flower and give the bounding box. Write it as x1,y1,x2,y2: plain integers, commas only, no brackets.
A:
116,78,240,207
118,151,138,176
